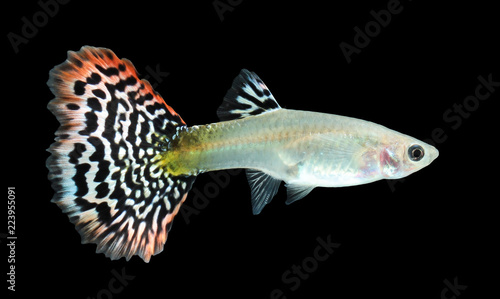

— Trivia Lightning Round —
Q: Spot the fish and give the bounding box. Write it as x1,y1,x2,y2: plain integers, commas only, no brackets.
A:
46,46,439,262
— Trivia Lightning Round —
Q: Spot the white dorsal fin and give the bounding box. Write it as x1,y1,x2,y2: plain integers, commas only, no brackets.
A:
217,69,281,121
246,170,282,215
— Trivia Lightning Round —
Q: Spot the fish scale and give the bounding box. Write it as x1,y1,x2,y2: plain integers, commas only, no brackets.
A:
47,46,438,262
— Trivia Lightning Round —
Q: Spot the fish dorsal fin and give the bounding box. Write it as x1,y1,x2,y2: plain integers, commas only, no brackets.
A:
246,170,282,215
285,184,315,205
217,69,281,121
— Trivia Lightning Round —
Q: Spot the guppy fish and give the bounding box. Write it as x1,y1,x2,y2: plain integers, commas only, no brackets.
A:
47,46,438,262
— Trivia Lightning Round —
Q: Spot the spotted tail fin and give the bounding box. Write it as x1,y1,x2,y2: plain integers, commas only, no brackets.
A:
47,46,195,262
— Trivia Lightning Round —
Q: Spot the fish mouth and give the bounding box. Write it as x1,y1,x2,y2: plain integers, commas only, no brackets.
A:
428,146,439,163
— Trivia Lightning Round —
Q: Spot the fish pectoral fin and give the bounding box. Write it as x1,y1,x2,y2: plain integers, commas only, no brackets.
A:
246,170,282,215
285,183,316,205
311,133,364,161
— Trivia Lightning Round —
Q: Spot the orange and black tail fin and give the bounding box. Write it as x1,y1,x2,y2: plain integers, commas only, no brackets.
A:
47,46,195,262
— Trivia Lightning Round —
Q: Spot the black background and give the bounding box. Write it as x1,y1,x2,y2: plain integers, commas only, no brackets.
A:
3,0,498,298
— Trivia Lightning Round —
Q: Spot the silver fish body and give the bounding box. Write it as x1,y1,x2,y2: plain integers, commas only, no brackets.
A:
170,108,438,191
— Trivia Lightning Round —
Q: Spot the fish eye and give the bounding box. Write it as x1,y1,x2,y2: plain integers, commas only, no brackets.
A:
408,145,424,161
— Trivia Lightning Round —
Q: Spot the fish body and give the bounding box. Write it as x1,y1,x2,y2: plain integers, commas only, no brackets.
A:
47,46,438,262
168,109,434,185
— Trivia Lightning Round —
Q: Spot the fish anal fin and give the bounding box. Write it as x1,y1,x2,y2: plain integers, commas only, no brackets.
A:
246,169,282,215
285,183,315,205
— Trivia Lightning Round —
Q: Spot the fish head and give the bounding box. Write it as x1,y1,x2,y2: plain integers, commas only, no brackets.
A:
379,136,439,179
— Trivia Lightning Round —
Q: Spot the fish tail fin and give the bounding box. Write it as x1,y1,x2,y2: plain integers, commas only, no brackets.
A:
47,46,195,262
